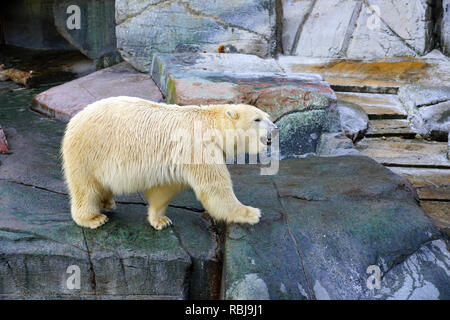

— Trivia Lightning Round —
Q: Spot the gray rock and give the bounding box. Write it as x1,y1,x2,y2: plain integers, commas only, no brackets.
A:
53,0,119,64
375,239,450,300
115,0,276,72
398,85,450,141
275,108,341,158
347,0,433,58
282,0,434,58
2,89,449,300
223,157,449,300
316,132,360,156
337,102,369,142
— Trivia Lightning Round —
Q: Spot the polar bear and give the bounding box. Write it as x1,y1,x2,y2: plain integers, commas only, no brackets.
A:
61,97,276,230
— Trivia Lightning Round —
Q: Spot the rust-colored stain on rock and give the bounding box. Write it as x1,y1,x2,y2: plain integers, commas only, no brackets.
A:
294,59,429,82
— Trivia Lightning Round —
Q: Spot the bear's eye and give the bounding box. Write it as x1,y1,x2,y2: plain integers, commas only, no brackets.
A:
254,118,261,122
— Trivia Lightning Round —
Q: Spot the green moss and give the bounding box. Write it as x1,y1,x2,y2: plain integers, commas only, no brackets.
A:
166,77,177,104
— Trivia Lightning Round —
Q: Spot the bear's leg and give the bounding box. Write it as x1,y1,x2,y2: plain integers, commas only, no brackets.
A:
99,187,116,211
144,184,183,230
193,185,261,225
69,177,109,229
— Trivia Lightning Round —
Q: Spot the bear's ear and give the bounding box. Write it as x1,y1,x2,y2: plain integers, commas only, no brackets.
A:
225,109,239,120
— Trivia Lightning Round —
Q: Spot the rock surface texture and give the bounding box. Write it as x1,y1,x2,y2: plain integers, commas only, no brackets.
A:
282,0,434,59
223,157,449,300
115,0,277,72
1,89,449,300
0,90,220,299
398,85,450,141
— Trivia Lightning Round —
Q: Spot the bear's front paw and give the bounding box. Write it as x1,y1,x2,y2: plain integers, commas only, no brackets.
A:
232,206,261,225
149,216,173,231
74,213,109,229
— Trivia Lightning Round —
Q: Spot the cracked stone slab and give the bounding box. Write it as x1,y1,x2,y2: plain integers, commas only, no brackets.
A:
366,119,415,138
31,62,163,122
115,0,277,72
151,52,341,157
223,156,449,300
356,137,450,168
0,180,94,298
82,203,191,298
336,92,406,120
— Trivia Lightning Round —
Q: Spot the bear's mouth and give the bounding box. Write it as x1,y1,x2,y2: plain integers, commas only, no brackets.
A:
260,136,272,146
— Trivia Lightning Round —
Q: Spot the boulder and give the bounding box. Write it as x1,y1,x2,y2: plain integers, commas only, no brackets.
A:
151,52,341,157
337,102,369,142
31,62,163,122
115,0,277,72
223,157,449,300
282,0,434,58
398,85,450,141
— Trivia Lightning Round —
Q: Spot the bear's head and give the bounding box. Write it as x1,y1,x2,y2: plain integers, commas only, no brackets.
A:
220,104,278,156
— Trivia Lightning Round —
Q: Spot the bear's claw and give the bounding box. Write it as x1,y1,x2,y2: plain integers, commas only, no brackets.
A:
149,216,173,231
243,206,261,225
101,198,116,211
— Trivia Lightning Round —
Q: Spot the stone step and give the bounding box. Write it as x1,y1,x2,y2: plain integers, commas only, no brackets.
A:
419,201,450,235
366,119,415,138
336,92,407,120
278,53,450,92
389,167,450,189
388,167,450,200
356,137,450,168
